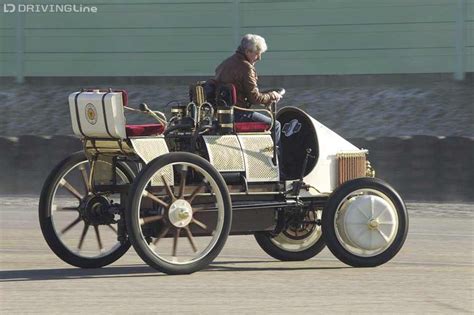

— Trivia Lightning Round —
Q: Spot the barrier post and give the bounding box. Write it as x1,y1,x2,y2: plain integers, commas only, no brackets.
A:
15,11,25,84
454,0,466,81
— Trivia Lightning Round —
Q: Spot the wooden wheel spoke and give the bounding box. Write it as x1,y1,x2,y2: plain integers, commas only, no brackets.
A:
178,166,188,198
140,215,163,225
56,206,79,212
78,223,90,250
107,224,117,234
78,165,90,193
160,175,176,201
187,180,207,204
172,228,180,257
60,217,81,235
184,227,198,252
153,226,170,245
93,225,103,250
143,190,169,208
59,179,84,200
191,218,208,231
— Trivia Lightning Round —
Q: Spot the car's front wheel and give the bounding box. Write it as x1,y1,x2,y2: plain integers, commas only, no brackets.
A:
126,152,232,275
322,177,408,267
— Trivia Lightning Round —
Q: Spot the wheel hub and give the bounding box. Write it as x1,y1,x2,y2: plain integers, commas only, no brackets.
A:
168,199,193,228
368,219,379,230
81,195,114,225
283,209,317,240
337,194,397,251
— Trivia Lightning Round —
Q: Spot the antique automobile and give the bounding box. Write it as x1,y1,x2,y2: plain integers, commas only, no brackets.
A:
39,84,409,275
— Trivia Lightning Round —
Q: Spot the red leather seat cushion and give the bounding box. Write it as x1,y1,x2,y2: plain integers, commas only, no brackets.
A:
234,122,270,132
126,124,164,137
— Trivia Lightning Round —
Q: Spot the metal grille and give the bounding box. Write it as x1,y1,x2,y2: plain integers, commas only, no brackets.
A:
130,137,173,186
337,152,367,185
203,135,245,172
238,135,279,182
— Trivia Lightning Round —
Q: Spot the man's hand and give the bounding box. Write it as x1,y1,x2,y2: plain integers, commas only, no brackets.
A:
269,91,283,102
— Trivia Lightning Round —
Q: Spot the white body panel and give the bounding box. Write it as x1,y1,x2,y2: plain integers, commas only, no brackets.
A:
130,136,173,186
280,108,365,196
203,135,245,172
69,90,126,139
203,133,279,183
304,116,361,194
238,134,279,182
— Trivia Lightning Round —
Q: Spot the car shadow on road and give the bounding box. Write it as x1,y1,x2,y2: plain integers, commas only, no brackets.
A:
0,260,348,282
208,261,349,273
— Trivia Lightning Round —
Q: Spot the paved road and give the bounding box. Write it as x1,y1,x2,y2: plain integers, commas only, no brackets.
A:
1,197,473,314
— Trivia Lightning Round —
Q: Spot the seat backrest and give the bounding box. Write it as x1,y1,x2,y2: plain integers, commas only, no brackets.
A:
215,83,237,108
189,80,236,108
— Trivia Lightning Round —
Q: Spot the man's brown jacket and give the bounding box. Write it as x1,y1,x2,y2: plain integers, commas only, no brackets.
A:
215,51,276,107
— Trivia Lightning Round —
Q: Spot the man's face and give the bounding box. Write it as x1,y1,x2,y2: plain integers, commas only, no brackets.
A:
245,50,262,65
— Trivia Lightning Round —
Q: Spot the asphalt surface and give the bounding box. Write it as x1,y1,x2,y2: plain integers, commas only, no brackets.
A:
1,196,473,314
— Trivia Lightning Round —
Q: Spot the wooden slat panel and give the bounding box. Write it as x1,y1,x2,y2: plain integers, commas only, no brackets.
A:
0,53,15,76
0,0,471,76
21,3,233,29
21,30,234,53
19,52,226,76
466,48,474,71
467,0,474,20
245,23,456,51
16,23,455,53
5,48,454,76
241,3,455,26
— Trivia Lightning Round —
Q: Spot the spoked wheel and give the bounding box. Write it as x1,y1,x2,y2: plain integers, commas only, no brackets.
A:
255,208,325,261
126,152,232,275
322,177,409,267
39,152,133,268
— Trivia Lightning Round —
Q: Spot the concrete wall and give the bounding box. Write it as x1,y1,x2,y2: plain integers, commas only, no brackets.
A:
1,0,473,79
0,135,472,201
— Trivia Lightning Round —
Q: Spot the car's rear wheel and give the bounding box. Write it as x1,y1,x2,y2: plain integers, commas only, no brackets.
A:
255,208,325,261
39,152,133,268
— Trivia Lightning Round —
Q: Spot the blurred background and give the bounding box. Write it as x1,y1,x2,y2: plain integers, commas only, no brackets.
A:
0,0,473,200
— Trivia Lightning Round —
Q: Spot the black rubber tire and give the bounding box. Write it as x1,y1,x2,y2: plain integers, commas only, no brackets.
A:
39,152,133,268
126,152,232,275
254,230,325,261
322,177,409,267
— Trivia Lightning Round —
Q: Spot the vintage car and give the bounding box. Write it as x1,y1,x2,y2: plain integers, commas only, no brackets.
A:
39,84,408,275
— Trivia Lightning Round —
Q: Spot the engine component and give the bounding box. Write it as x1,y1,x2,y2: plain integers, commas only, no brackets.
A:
217,106,234,134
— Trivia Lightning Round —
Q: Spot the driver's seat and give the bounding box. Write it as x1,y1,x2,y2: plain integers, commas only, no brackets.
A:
214,82,271,133
234,122,270,133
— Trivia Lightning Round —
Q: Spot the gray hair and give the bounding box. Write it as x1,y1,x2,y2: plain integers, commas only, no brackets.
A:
238,34,268,53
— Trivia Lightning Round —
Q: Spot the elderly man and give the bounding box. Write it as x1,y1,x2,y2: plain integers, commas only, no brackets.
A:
214,34,282,145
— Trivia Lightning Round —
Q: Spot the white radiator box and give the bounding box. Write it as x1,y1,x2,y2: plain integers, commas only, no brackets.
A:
68,90,127,139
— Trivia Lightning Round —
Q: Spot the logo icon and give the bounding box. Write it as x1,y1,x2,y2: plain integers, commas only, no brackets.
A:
282,119,302,137
85,103,98,125
3,4,15,13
